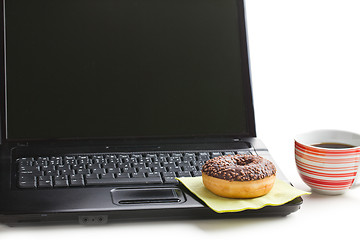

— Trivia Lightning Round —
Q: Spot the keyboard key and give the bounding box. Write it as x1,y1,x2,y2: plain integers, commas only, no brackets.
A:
167,157,181,163
184,153,195,157
183,154,196,161
38,176,53,188
86,176,162,186
191,171,202,177
147,162,161,168
151,166,165,173
93,158,107,164
177,171,192,177
87,163,101,170
177,161,190,167
118,154,130,159
76,156,89,161
64,158,77,165
19,170,43,177
41,165,54,171
162,162,176,167
100,173,115,179
106,167,120,174
145,153,157,158
163,177,178,184
19,165,41,173
147,172,161,177
70,174,83,179
195,160,206,166
108,158,122,164
45,169,60,176
70,174,85,186
77,158,92,165
18,181,36,188
211,152,222,158
198,152,209,156
102,163,116,169
49,157,63,165
54,175,69,187
71,164,86,170
162,172,176,177
38,175,52,181
122,168,136,174
92,168,106,174
181,165,197,172
60,169,75,175
18,175,36,188
35,158,49,166
56,164,71,171
115,173,130,178
18,158,34,167
198,153,210,161
136,167,151,174
105,154,117,160
131,173,146,178
165,166,180,172
70,178,85,187
85,173,99,179
76,168,90,175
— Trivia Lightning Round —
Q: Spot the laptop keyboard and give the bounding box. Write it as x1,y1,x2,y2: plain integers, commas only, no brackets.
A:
16,150,252,189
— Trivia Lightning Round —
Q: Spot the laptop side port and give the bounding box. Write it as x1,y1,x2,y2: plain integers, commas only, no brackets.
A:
79,215,108,225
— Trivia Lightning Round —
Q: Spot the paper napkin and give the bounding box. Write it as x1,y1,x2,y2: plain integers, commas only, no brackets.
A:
177,176,310,213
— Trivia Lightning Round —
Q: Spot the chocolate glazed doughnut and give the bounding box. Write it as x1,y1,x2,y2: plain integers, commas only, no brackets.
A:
202,154,276,198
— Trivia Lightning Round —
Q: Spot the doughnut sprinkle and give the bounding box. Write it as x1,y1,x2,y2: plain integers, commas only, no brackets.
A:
202,154,276,182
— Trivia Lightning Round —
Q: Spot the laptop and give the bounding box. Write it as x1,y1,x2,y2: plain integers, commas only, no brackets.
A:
0,0,302,226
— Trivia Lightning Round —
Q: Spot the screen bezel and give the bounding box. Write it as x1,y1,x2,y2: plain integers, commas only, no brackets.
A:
0,0,256,144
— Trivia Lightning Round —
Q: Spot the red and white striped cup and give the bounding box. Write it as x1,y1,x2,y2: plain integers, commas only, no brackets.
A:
295,130,360,195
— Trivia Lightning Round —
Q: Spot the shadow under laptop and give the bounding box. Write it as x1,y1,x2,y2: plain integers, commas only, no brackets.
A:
188,216,288,232
0,215,288,232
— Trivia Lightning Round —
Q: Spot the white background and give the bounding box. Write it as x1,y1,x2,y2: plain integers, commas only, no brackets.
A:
1,0,360,239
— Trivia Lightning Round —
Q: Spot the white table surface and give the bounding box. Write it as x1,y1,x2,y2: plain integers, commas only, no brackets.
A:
1,0,360,239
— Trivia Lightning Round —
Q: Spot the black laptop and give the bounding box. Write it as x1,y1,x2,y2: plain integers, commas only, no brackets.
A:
0,0,302,226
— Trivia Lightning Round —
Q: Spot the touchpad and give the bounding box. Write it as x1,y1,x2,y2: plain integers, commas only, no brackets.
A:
110,187,186,205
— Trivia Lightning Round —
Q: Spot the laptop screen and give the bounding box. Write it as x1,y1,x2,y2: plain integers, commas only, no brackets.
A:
4,0,253,140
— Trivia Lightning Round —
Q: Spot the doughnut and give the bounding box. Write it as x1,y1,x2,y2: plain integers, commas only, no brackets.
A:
201,154,276,198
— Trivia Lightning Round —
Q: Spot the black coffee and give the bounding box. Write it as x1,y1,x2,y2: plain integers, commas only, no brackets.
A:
312,142,355,149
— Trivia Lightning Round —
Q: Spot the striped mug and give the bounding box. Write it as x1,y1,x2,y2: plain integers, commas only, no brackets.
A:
295,130,360,195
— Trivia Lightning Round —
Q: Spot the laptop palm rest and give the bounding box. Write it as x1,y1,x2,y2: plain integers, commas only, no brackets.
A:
111,187,186,205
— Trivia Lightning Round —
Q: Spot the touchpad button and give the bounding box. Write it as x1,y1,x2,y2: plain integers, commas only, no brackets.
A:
110,187,186,205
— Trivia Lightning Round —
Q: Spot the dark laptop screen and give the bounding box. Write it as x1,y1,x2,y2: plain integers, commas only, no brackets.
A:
4,0,252,140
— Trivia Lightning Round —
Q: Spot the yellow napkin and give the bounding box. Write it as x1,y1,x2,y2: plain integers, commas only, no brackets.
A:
177,177,310,213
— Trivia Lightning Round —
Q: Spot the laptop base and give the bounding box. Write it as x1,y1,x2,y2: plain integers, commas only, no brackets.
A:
1,197,302,227
0,138,302,227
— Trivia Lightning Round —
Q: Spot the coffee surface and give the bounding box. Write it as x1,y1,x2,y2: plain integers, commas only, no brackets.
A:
312,142,355,149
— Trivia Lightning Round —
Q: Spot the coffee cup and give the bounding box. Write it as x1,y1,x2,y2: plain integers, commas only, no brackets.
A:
294,129,360,195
